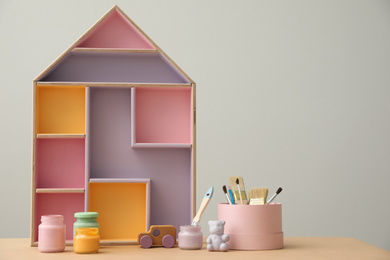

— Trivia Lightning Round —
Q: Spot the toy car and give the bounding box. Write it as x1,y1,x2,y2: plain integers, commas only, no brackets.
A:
138,225,177,248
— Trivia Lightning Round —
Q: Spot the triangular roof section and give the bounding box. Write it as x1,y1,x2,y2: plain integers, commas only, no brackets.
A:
76,8,155,49
35,5,194,84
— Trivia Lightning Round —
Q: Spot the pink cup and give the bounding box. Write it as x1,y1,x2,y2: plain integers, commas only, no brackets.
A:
218,203,283,250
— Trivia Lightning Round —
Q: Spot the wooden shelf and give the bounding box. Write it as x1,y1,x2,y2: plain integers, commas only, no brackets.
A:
36,82,191,87
72,48,158,53
31,241,76,247
32,6,195,247
132,143,192,148
36,188,85,193
36,134,86,138
90,178,150,183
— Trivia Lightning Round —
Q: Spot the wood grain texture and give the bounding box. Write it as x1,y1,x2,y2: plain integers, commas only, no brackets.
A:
5,238,390,259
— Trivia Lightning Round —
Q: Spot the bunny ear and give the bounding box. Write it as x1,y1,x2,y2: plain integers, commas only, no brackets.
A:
208,220,212,225
221,220,225,225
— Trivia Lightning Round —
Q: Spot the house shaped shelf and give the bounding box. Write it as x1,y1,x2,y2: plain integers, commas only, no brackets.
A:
31,5,196,246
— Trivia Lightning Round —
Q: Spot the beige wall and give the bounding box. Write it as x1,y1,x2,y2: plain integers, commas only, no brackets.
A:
0,0,389,250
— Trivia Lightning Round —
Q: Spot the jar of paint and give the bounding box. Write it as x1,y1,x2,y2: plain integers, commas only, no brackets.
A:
73,212,99,237
178,225,203,250
38,215,66,253
73,228,100,254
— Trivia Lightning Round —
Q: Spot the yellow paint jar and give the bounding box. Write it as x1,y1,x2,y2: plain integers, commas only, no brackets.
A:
73,228,100,254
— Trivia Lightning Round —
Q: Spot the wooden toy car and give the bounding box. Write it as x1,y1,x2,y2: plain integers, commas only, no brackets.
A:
138,225,177,248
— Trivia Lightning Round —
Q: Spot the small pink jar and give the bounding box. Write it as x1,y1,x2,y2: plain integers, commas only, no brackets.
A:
38,215,66,253
178,225,203,250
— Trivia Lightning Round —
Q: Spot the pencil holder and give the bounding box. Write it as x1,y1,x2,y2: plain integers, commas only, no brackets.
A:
218,203,283,250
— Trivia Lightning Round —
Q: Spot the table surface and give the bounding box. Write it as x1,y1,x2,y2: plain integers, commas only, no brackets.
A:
0,237,389,260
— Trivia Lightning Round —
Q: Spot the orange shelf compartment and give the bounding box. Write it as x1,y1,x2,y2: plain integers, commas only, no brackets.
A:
88,180,149,242
36,85,86,135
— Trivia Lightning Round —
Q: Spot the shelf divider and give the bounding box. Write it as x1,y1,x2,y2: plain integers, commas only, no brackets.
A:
131,143,192,149
36,188,85,193
37,82,191,87
89,178,150,183
72,48,158,53
36,134,86,139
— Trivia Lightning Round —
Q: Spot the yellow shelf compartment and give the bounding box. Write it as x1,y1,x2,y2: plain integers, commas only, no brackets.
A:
36,85,86,135
88,178,150,244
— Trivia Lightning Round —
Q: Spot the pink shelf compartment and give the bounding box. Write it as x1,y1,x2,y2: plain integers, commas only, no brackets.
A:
131,87,192,147
76,9,155,50
35,138,85,189
34,193,85,242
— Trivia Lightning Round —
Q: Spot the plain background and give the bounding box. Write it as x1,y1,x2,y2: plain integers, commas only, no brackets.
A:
0,0,389,251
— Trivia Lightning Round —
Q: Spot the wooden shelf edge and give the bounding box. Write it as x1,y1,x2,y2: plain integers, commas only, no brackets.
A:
36,134,86,139
72,47,158,53
89,178,150,183
32,240,138,247
36,82,192,87
100,240,138,246
35,188,85,193
132,143,192,149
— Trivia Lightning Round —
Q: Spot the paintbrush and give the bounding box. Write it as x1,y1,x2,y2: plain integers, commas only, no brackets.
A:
192,186,214,226
267,187,283,204
236,178,243,205
249,187,268,205
228,176,248,205
222,185,232,204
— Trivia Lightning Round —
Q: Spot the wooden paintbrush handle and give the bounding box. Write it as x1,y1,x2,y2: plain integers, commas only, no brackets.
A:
192,197,210,223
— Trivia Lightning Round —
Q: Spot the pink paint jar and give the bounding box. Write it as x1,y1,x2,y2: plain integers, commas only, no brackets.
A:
38,215,66,253
178,225,203,250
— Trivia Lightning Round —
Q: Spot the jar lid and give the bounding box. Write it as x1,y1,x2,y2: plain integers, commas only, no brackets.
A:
74,212,99,218
180,225,201,231
41,215,64,222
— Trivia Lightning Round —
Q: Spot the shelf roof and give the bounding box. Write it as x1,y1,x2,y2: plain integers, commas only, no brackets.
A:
35,5,194,84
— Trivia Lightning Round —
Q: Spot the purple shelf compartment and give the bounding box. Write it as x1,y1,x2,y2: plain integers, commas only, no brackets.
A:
39,52,190,84
86,87,192,231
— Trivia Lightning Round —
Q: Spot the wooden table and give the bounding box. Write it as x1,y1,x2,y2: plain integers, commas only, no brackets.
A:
0,238,389,260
